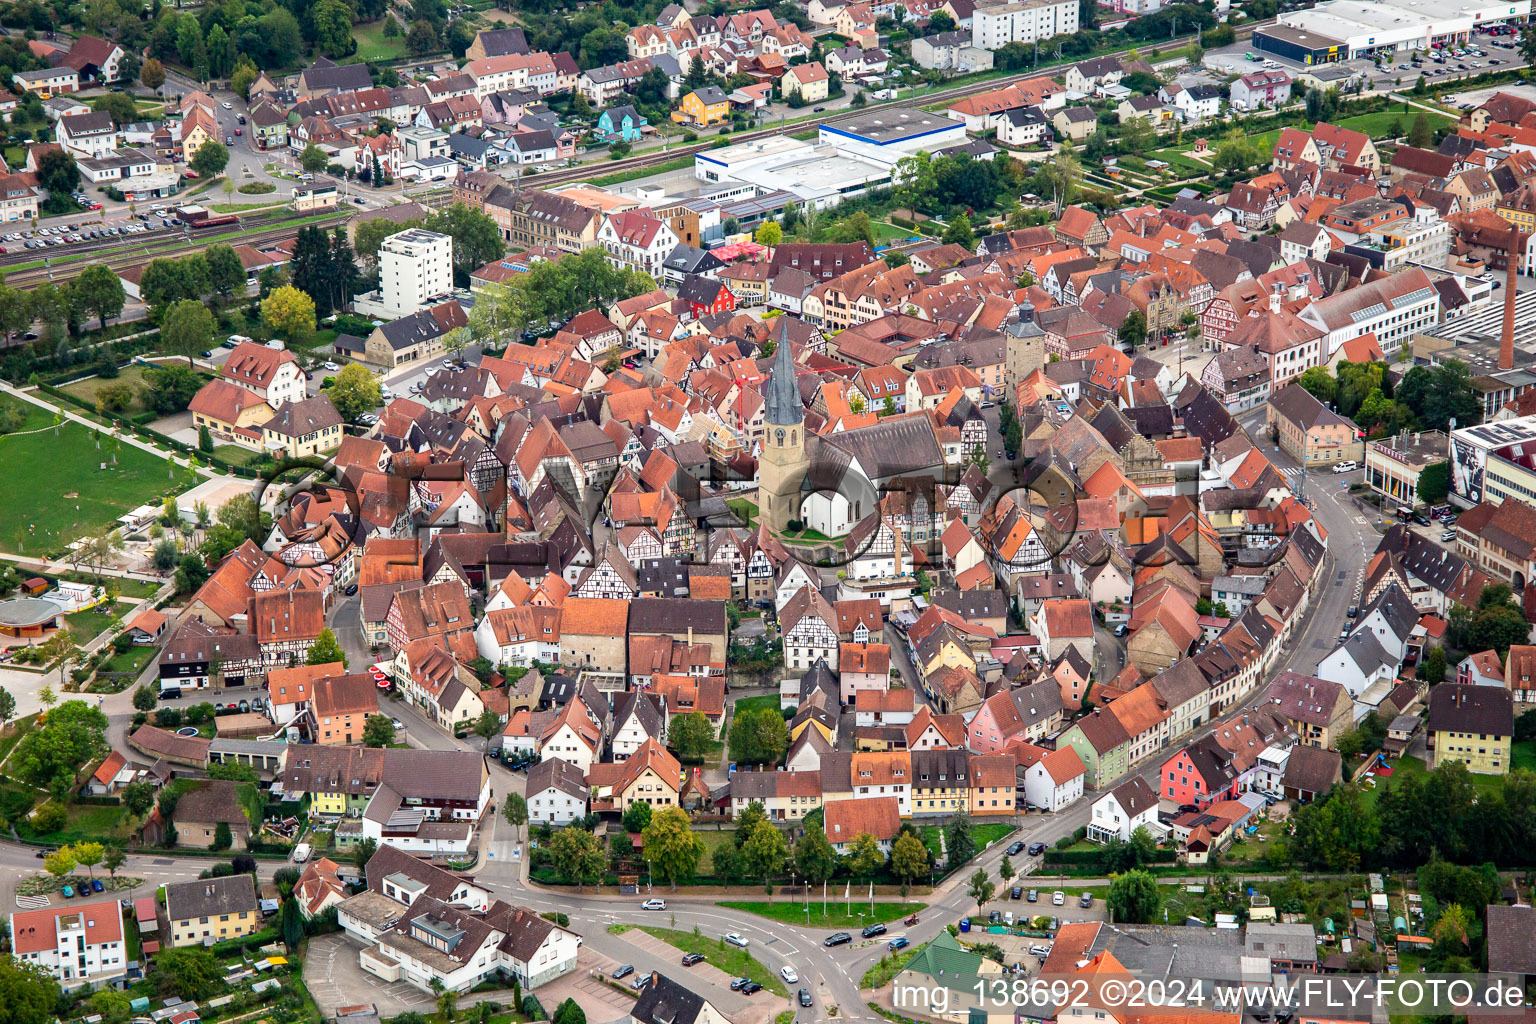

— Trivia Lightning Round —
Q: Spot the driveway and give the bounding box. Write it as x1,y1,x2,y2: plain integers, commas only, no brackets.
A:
533,949,641,1023
303,933,435,1018
150,411,196,446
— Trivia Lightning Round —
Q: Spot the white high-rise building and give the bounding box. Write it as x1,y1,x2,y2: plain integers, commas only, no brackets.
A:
378,228,454,317
971,0,1078,49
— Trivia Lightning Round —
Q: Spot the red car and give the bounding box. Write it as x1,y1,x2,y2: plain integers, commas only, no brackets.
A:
235,128,243,136
184,170,200,179
87,203,102,210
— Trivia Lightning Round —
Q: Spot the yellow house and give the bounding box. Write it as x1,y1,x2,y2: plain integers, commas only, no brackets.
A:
967,753,1017,816
909,749,969,816
181,108,216,163
916,627,976,678
165,875,260,947
782,62,830,103
789,700,836,744
260,394,345,459
1429,683,1512,775
586,738,682,812
188,379,273,450
672,86,729,126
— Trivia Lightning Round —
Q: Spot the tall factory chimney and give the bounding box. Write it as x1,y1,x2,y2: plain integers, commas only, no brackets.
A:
1502,230,1524,372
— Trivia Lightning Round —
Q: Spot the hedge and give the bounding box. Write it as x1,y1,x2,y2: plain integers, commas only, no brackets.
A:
1042,848,1177,868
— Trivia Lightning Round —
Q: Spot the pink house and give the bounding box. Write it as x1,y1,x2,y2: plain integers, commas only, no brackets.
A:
840,641,891,704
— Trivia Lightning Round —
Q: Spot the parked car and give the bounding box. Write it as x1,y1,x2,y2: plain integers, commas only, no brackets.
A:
1027,889,1038,902
612,965,634,980
1027,842,1047,856
729,977,750,991
862,923,887,938
681,953,705,966
61,885,75,898
741,982,762,995
1052,891,1065,905
92,879,104,892
1010,886,1024,899
1006,841,1026,856
1079,893,1093,908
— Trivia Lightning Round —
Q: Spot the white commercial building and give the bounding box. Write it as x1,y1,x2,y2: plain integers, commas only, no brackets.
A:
1297,265,1440,358
694,107,968,210
358,228,455,320
1276,0,1532,58
971,0,1079,49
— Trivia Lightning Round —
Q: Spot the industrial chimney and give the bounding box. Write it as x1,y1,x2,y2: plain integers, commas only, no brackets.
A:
1502,230,1525,372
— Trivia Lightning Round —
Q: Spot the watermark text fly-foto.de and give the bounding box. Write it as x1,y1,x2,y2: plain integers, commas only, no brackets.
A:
892,974,1531,1017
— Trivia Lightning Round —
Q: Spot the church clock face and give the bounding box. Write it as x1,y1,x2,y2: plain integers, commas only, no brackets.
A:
775,428,786,443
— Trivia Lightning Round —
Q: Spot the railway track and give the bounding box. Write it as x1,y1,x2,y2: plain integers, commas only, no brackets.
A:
8,20,1268,286
516,19,1269,190
0,211,351,288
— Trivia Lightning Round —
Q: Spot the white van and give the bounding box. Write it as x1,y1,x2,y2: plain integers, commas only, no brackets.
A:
292,842,312,863
1331,460,1358,474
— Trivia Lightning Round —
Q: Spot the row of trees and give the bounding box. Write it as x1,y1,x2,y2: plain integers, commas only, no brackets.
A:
468,247,657,343
1295,357,1482,440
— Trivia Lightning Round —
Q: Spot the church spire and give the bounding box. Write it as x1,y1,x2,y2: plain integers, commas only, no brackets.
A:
765,321,803,427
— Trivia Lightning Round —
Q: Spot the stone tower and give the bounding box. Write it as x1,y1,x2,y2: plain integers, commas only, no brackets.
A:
758,320,807,533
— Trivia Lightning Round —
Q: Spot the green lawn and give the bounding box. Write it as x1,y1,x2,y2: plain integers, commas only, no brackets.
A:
0,394,54,433
697,829,734,875
64,601,130,641
0,713,39,767
863,942,921,988
731,694,782,719
17,801,135,845
716,900,915,929
608,924,788,996
0,417,197,556
1335,108,1453,138
212,444,266,467
1512,741,1536,774
352,18,409,62
726,498,759,526
99,644,157,676
919,823,1016,863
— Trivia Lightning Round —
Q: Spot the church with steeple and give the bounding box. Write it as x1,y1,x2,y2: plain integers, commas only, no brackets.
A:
758,322,809,534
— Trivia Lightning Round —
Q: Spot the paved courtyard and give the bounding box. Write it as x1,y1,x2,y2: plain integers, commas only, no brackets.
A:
303,933,435,1018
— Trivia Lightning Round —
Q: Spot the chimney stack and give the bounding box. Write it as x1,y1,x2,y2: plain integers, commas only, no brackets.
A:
1502,230,1524,371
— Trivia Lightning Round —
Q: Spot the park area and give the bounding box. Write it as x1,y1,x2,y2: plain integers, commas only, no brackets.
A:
0,400,196,556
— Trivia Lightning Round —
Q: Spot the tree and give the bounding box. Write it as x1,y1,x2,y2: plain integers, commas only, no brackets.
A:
740,818,789,885
0,955,65,1024
622,801,653,834
1118,115,1156,156
1119,309,1147,350
279,895,304,949
1408,112,1435,149
1108,869,1161,923
362,714,396,747
547,825,606,890
44,847,77,878
1037,146,1081,215
73,265,126,331
208,821,231,851
998,855,1015,885
191,140,229,179
503,792,528,838
943,213,974,249
89,990,131,1024
142,364,203,416
728,706,789,766
91,92,140,126
967,867,995,912
642,806,704,888
668,710,715,764
553,999,586,1024
846,831,884,881
141,57,166,92
353,836,378,873
306,628,347,668
795,826,838,886
1522,18,1536,72
313,0,356,57
890,830,929,889
1421,645,1447,684
425,203,507,286
37,149,81,200
314,362,380,423
71,841,104,878
0,686,13,726
945,811,977,870
98,844,128,879
122,780,155,818
1296,366,1337,406
160,300,215,368
473,709,502,748
13,701,109,797
300,144,330,175
203,244,245,310
1398,360,1481,434
262,285,317,343
1418,461,1451,505
199,425,214,453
